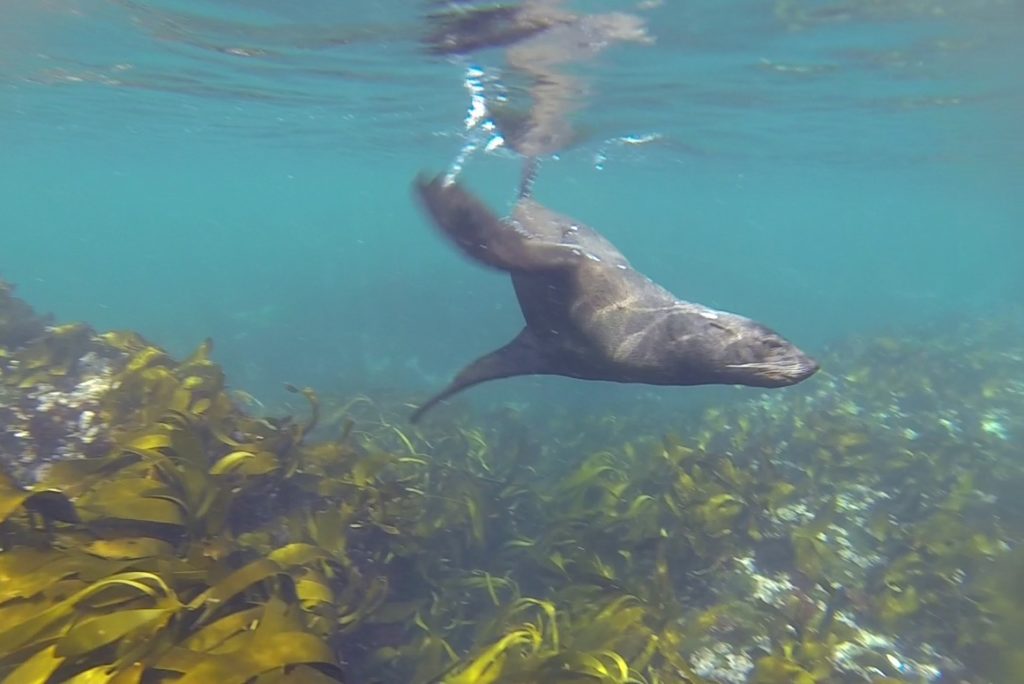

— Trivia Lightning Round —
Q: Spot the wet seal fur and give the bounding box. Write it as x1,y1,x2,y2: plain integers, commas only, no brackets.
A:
410,174,819,422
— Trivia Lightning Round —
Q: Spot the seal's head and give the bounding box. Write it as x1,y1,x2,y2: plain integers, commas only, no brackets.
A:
675,311,819,388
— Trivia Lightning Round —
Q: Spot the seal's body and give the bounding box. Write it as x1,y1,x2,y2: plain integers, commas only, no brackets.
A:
411,174,819,421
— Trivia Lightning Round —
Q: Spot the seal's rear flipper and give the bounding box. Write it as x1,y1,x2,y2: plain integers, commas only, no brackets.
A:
410,328,549,422
414,173,583,273
518,157,540,198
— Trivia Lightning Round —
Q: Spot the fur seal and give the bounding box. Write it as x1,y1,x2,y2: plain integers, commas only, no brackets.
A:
410,174,819,422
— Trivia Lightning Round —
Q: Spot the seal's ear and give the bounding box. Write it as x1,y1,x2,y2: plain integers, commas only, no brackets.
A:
413,172,583,273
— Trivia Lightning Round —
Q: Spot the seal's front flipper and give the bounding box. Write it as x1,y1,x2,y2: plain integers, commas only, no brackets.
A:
414,173,582,273
410,328,550,422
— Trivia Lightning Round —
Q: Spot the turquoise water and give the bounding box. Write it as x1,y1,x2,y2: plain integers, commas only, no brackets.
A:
1,0,1022,413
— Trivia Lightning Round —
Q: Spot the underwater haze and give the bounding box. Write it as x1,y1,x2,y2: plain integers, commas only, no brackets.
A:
5,2,1024,683
2,0,1022,414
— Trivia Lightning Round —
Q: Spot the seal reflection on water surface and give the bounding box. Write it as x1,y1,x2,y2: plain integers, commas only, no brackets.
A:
410,174,819,422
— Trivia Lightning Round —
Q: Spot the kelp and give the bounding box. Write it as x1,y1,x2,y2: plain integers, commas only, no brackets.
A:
0,314,708,682
959,546,1024,679
1,313,735,681
3,290,1024,682
0,313,362,681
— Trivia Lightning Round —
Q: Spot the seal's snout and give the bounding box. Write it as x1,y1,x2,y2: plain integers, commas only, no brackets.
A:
760,344,819,387
790,353,820,383
719,324,820,388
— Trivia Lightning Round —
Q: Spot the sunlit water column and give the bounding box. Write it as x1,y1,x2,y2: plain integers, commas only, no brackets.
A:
444,64,506,186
